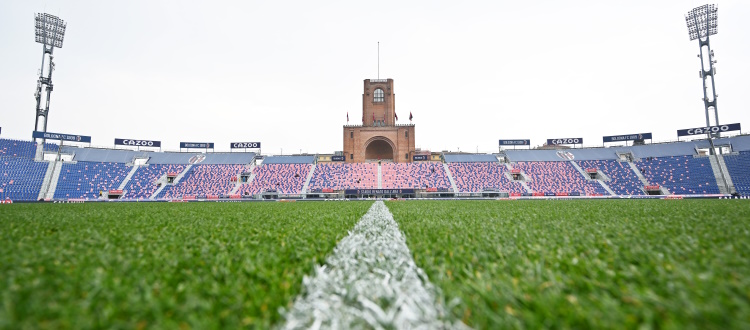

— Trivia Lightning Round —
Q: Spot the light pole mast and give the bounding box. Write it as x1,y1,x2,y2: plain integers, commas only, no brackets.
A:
33,13,67,147
685,4,719,137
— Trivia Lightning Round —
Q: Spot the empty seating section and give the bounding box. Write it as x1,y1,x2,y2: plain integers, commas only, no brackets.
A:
720,151,750,195
308,163,378,190
54,162,130,199
576,160,645,195
515,161,606,195
0,158,49,200
381,162,451,189
447,162,526,193
123,164,186,199
237,163,311,195
0,138,58,159
636,156,719,195
159,164,245,198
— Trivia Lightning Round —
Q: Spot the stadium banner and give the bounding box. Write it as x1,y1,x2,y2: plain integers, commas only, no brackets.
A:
331,155,346,161
602,133,652,143
114,138,161,148
546,138,583,145
344,189,415,195
180,142,214,149
499,139,530,146
413,155,429,161
230,142,261,149
677,123,741,137
33,130,91,143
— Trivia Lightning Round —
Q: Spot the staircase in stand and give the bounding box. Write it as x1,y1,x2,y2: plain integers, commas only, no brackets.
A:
377,163,382,189
442,163,459,193
707,154,733,194
118,165,140,191
150,164,192,200
37,161,55,200
42,160,64,200
300,163,316,194
505,163,532,194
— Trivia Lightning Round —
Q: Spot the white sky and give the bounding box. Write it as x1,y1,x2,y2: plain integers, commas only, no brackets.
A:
1,0,748,154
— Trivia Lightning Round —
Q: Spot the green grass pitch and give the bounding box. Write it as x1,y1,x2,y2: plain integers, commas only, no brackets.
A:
386,199,750,329
1,200,749,329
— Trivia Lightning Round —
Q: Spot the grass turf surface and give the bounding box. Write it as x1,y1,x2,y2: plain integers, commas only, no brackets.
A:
386,199,750,329
0,201,373,329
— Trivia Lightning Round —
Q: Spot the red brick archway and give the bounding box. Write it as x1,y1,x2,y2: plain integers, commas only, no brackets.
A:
364,136,395,161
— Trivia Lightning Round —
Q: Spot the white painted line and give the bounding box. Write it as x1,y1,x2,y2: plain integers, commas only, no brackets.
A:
281,201,466,329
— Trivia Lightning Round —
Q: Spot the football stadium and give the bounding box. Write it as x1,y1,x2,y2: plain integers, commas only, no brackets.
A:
2,1,750,329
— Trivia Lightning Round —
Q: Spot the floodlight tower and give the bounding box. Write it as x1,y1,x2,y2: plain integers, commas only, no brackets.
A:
685,4,719,137
33,13,67,143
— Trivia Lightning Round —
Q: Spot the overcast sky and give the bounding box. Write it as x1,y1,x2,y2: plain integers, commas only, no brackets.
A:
1,0,748,154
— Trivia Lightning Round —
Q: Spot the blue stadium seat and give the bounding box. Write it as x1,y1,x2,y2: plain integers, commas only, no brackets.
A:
0,158,49,200
54,161,130,199
635,155,719,195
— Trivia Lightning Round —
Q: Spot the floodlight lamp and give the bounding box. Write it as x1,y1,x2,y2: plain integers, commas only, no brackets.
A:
34,13,66,48
685,4,717,41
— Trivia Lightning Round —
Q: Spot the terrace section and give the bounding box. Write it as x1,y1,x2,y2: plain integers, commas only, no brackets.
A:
158,164,246,198
576,159,645,195
237,163,312,195
446,162,526,194
720,151,750,195
122,164,186,199
381,162,451,190
514,161,607,195
1,138,58,159
635,155,719,195
308,163,378,191
0,157,49,200
53,161,131,200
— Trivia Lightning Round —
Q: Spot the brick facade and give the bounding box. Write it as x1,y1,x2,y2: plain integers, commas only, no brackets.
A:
343,79,416,163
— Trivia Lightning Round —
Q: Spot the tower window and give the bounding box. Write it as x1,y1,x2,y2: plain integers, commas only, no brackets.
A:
405,153,408,160
405,131,409,138
350,132,353,138
374,88,384,102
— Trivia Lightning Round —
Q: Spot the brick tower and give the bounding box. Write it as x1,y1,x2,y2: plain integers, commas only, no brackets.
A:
343,79,416,163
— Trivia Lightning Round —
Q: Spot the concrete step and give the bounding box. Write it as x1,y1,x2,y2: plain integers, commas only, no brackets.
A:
301,163,316,194
118,165,140,190
37,161,55,200
44,160,64,200
442,163,459,193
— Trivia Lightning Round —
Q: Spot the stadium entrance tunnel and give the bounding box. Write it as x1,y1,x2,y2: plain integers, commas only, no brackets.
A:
365,137,394,161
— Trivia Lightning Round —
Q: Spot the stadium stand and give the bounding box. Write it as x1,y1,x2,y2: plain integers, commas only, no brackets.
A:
308,163,378,190
514,161,607,195
0,138,58,158
576,160,645,195
721,151,750,195
122,164,186,199
636,155,720,195
381,162,451,189
54,161,131,199
237,163,312,195
447,162,526,193
158,164,246,198
0,157,49,200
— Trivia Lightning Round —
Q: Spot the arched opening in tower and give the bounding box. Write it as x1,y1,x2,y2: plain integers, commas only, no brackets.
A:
365,139,394,161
